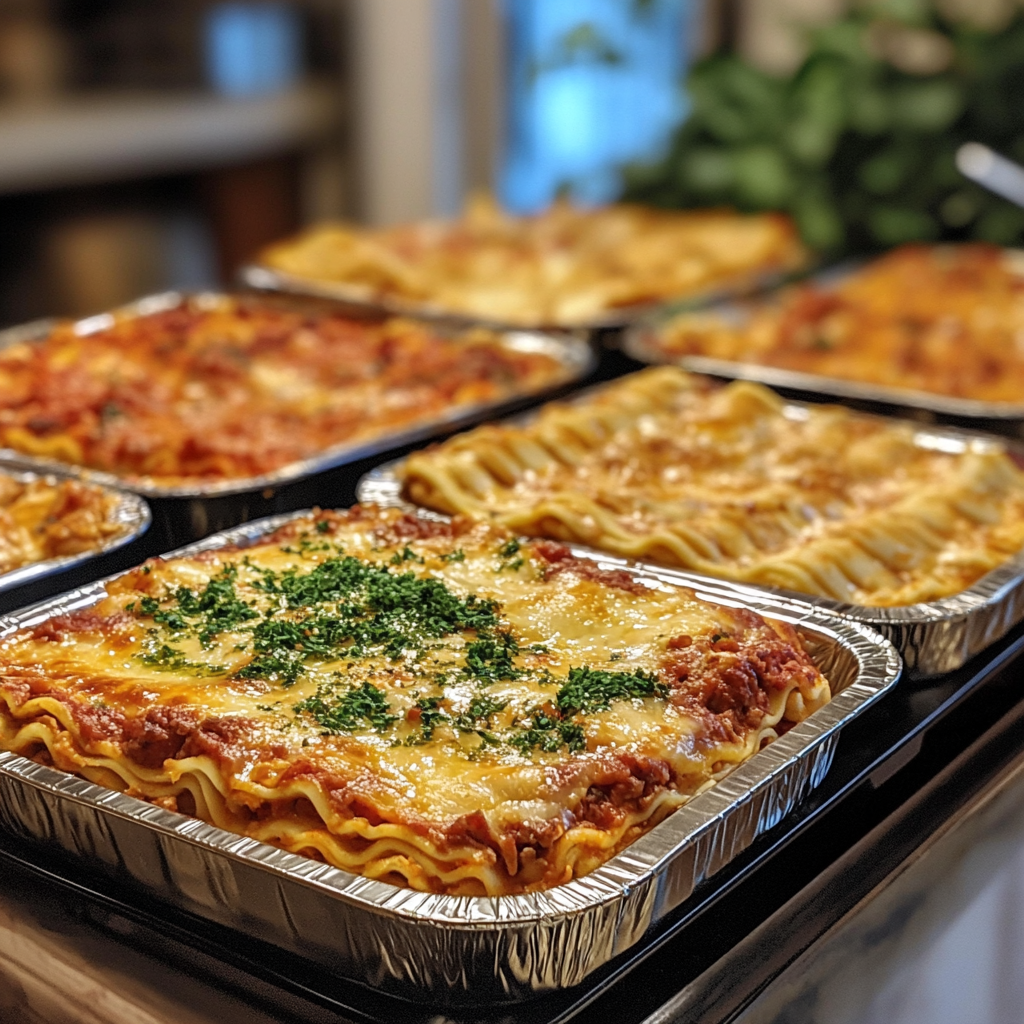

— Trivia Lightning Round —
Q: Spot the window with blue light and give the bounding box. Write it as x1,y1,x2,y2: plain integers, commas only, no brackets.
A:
500,0,689,213
205,2,303,98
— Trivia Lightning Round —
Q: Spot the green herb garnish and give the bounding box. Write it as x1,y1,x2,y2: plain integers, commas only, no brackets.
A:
464,630,520,685
555,666,666,717
295,681,398,734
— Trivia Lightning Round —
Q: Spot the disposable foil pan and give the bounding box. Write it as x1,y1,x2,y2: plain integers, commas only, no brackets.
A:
0,290,595,501
623,251,1024,434
359,407,1024,678
241,261,808,333
0,460,149,597
0,510,900,1003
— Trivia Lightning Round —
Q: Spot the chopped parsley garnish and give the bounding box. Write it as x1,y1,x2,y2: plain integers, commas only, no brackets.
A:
495,537,525,572
464,631,521,685
453,694,508,731
412,696,449,740
508,709,586,755
441,549,466,563
130,566,257,647
123,531,666,760
315,520,332,534
389,546,423,565
295,681,398,734
138,642,225,677
503,666,665,757
555,666,666,716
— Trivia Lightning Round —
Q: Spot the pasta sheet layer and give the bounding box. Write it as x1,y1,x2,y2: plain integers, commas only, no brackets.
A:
402,368,1024,606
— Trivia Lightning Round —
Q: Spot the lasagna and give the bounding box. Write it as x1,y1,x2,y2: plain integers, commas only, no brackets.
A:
0,472,132,575
0,296,566,486
401,367,1024,607
257,197,806,328
647,244,1024,404
0,505,829,896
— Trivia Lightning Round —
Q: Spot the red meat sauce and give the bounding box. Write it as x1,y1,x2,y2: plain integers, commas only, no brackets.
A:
530,539,649,594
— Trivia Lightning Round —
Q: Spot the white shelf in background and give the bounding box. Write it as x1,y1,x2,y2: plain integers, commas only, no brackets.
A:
0,81,339,194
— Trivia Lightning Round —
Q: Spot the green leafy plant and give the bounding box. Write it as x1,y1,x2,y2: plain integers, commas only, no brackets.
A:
623,1,1024,253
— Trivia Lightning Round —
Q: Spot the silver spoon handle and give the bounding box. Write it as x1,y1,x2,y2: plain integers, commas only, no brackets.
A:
957,142,1024,210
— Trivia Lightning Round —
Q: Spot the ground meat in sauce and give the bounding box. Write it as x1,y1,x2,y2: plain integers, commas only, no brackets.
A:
123,706,200,769
531,539,649,594
662,629,818,739
177,715,282,768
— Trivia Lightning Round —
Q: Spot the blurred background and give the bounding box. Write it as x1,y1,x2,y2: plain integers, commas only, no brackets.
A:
1,0,1022,327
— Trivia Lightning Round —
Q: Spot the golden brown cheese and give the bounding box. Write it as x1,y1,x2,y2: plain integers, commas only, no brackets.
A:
402,368,1024,607
0,506,828,896
0,472,129,574
649,244,1024,404
259,197,806,328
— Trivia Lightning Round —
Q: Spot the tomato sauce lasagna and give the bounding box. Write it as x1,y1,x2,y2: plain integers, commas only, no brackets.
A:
0,506,829,895
258,198,806,328
0,297,566,486
648,244,1024,404
401,368,1024,607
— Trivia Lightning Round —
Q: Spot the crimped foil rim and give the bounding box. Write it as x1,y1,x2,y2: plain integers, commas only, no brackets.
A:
0,508,900,930
0,461,150,594
0,292,594,499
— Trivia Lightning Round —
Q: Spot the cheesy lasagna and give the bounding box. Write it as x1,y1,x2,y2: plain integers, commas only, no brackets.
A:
647,244,1024,404
401,368,1024,607
0,505,829,896
0,297,566,485
0,471,132,575
258,197,806,328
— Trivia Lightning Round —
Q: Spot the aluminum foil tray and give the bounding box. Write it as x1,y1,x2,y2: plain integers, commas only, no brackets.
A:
0,510,899,1004
359,407,1024,678
241,262,807,333
0,290,595,501
0,460,149,597
623,253,1024,434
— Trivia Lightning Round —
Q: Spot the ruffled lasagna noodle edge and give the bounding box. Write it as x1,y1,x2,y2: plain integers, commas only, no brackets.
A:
0,675,815,895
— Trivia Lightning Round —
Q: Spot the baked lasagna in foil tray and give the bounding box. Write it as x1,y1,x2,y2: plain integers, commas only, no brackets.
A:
391,367,1024,674
0,292,586,496
628,244,1024,420
247,198,807,330
0,464,148,596
0,504,833,897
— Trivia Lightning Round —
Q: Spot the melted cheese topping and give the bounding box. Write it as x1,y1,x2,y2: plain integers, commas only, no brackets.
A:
0,472,129,574
402,367,1024,607
259,198,806,328
651,244,1024,404
0,297,565,484
0,506,828,895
